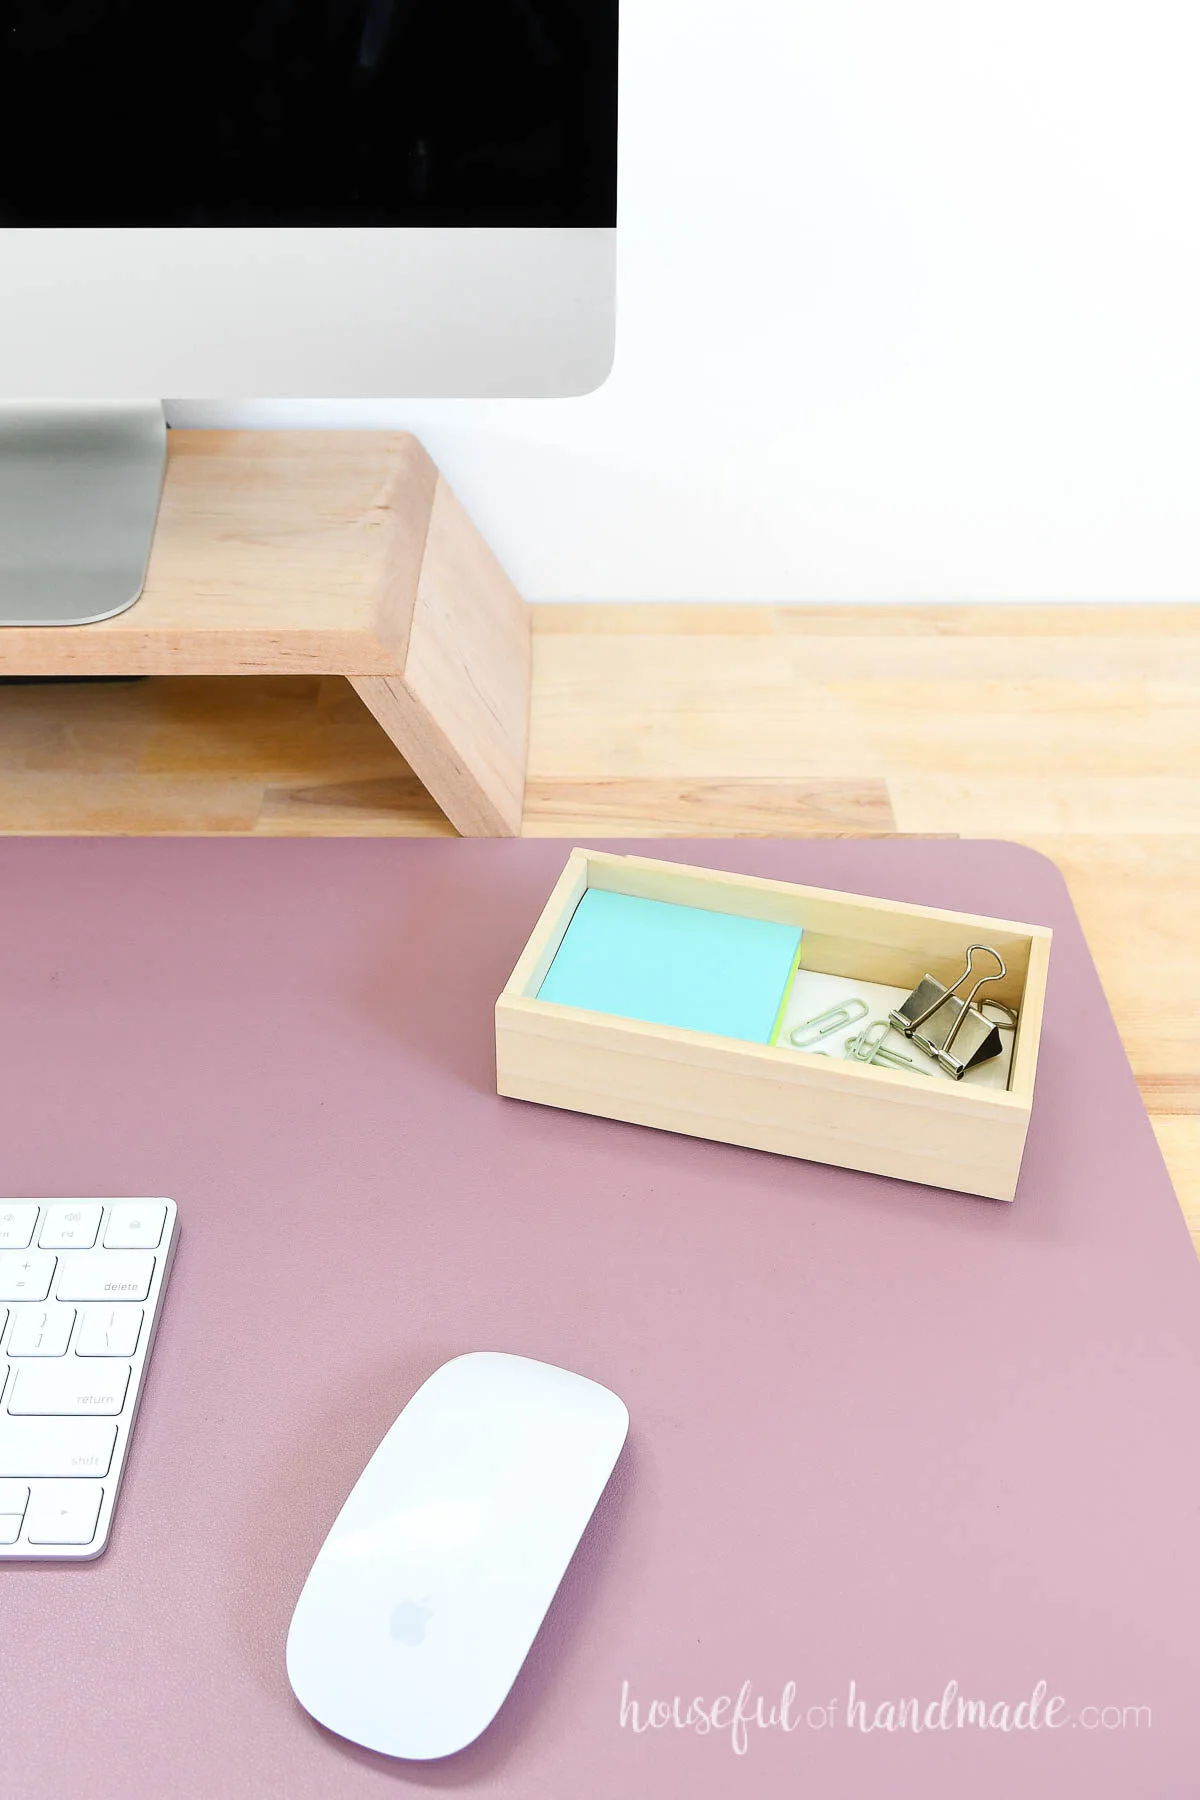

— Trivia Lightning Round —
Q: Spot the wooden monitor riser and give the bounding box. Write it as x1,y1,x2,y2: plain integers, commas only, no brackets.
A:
0,431,530,837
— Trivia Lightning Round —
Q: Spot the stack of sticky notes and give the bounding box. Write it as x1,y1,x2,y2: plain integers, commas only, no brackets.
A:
537,889,803,1044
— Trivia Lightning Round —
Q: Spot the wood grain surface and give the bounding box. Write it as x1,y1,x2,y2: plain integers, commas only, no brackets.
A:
0,433,532,835
0,602,1196,1235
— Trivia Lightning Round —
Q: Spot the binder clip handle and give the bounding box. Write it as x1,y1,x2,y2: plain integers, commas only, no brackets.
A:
904,942,1007,1060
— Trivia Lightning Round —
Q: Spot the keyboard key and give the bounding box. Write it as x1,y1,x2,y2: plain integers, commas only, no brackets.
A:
75,1306,143,1358
39,1204,102,1250
56,1251,154,1303
0,1252,57,1302
0,1205,39,1250
9,1363,129,1417
0,1478,28,1542
7,1306,75,1357
0,1418,116,1478
25,1482,103,1546
104,1203,166,1251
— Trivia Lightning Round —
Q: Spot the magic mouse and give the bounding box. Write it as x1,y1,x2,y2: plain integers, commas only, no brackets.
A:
286,1351,629,1760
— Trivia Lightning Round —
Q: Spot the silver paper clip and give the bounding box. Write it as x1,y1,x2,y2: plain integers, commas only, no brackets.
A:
843,1019,930,1074
889,944,1010,1079
789,997,869,1048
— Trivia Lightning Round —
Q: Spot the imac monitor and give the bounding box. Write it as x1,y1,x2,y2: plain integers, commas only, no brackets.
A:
0,0,618,624
0,0,618,397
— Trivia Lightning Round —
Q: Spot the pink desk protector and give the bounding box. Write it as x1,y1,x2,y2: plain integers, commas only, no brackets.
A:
1,837,1197,1800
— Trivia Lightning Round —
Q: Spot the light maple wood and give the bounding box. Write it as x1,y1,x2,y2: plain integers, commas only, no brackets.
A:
1009,930,1051,1104
0,602,1195,1230
0,432,531,835
502,850,592,998
496,849,1051,1201
350,477,531,837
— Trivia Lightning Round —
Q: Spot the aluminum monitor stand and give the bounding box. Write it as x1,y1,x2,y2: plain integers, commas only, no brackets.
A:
0,402,167,626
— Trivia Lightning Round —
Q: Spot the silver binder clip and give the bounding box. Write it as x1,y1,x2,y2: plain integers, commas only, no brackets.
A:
789,997,868,1048
889,944,1010,1080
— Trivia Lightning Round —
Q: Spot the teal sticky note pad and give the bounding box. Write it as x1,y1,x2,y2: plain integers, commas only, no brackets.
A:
537,888,802,1044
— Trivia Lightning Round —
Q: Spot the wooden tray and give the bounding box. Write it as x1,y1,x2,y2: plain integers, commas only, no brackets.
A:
496,847,1053,1199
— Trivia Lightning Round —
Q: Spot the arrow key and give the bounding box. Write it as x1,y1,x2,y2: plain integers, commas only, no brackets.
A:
24,1481,103,1545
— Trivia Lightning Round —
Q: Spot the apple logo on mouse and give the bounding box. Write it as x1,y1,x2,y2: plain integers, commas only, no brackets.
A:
390,1596,434,1647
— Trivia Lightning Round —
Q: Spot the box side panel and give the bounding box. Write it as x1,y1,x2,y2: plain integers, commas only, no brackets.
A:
1010,930,1052,1102
579,852,1038,1012
500,850,591,998
496,1007,1029,1201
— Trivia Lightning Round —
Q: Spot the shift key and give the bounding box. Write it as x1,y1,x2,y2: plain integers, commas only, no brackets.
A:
0,1419,116,1478
57,1251,154,1303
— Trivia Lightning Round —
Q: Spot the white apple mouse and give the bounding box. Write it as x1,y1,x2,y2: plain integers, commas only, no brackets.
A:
286,1351,629,1760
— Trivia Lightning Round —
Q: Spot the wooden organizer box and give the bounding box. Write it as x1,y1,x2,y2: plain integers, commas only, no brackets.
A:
495,849,1053,1201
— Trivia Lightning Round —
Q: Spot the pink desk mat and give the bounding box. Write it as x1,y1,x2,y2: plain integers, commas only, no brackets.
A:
1,837,1197,1799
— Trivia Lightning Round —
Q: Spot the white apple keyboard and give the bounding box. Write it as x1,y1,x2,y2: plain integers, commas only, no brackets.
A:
0,1198,177,1560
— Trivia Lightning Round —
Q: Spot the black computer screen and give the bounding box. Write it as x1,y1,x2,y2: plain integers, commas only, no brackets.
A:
0,0,617,226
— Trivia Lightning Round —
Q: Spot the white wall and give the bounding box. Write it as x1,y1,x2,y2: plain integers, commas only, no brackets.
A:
173,1,1200,603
